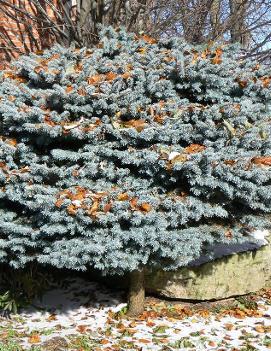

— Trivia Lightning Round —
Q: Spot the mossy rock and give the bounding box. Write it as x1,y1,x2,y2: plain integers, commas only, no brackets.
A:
145,237,271,300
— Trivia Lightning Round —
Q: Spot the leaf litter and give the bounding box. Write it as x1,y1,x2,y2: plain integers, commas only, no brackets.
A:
0,277,270,350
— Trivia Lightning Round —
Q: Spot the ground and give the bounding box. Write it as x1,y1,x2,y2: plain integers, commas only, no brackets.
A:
0,277,270,351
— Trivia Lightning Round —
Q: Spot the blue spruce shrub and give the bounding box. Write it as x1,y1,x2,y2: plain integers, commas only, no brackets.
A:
0,28,271,299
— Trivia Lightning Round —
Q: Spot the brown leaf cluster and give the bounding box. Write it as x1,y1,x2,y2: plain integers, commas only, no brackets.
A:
165,144,206,171
218,307,263,319
2,71,27,83
87,71,122,85
55,187,108,218
43,113,101,134
128,197,152,213
122,119,147,132
148,104,167,124
55,188,152,217
191,47,223,65
33,54,61,74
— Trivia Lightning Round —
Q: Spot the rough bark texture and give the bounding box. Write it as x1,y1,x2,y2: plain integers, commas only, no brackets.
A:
210,0,221,40
229,0,251,48
127,269,145,317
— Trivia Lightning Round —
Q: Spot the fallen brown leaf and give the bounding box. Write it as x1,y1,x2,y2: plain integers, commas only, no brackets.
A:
67,204,77,215
66,86,73,93
100,339,110,345
47,313,57,321
123,119,147,132
137,47,147,54
139,203,152,212
121,72,131,79
104,201,113,213
255,325,265,333
208,341,216,347
224,323,235,331
87,75,103,85
146,320,156,327
138,339,151,344
105,72,117,81
260,76,271,88
77,325,88,333
252,156,271,166
184,144,206,154
118,193,130,201
28,334,41,344
140,34,157,44
130,197,138,210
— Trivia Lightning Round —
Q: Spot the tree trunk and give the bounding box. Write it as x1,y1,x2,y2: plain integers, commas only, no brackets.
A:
127,268,145,317
210,0,221,40
229,0,250,48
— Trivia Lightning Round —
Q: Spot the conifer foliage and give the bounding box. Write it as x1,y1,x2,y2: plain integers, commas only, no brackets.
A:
0,28,271,312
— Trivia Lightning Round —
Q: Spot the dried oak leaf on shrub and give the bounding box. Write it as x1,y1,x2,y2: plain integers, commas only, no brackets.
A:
86,201,100,218
224,160,236,166
123,119,147,132
129,197,152,212
118,193,130,201
44,115,57,127
66,85,74,93
121,72,131,79
184,144,206,154
104,201,113,213
212,47,223,64
139,203,152,212
137,47,147,55
67,204,77,215
0,137,17,147
105,72,117,81
252,156,271,166
130,197,138,210
166,144,206,171
191,52,199,64
225,229,233,238
87,75,103,85
260,76,271,88
55,198,64,208
3,72,27,83
237,78,248,88
139,34,157,44
153,114,165,124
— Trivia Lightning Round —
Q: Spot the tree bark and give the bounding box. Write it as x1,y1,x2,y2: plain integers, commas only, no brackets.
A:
127,268,145,317
229,0,250,48
210,0,221,40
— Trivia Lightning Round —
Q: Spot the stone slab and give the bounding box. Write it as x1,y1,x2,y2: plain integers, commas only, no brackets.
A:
145,236,271,300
